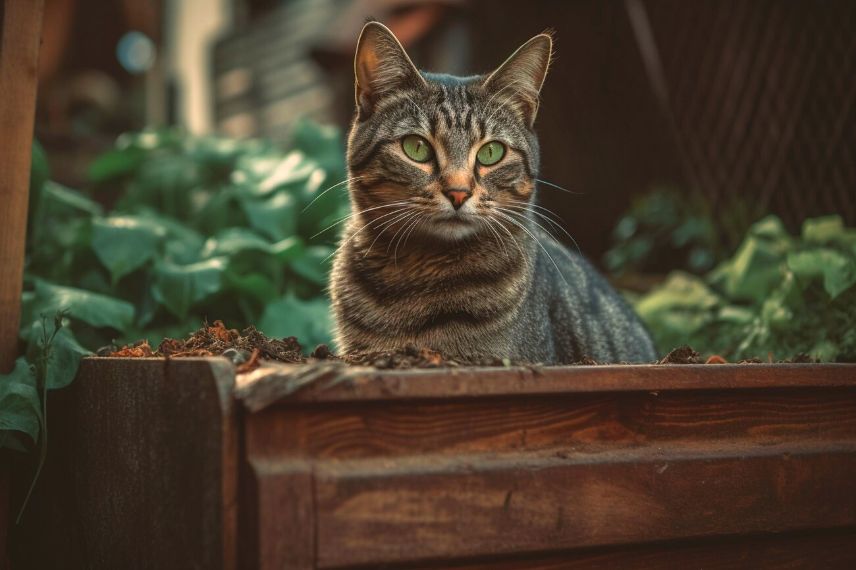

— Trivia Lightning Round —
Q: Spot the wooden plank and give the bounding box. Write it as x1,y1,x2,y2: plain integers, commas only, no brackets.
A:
312,443,856,567
242,459,316,570
246,388,856,460
0,0,44,372
12,358,239,570
406,529,856,569
237,363,856,408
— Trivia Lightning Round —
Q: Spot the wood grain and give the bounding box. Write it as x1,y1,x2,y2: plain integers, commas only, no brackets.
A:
238,363,856,407
0,0,44,373
312,443,856,567
405,529,856,569
10,358,239,570
247,388,856,460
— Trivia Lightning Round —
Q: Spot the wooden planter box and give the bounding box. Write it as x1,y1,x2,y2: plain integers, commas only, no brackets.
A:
12,358,856,569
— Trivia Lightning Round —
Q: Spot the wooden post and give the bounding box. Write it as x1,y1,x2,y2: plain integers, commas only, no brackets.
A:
0,0,45,373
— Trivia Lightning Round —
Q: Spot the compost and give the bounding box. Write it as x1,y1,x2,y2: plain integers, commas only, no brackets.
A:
102,321,818,371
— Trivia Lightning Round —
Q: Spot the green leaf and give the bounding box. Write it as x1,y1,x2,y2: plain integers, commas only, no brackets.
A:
26,319,90,390
709,216,791,303
201,228,274,257
290,245,333,285
91,215,168,281
0,358,41,448
240,191,297,241
802,216,856,248
88,147,146,182
224,271,279,304
291,118,346,177
788,249,856,299
31,280,134,332
151,258,227,318
40,182,103,218
259,294,333,350
257,151,318,196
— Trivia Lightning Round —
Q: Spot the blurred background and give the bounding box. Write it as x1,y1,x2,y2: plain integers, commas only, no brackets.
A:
25,0,856,360
37,0,856,255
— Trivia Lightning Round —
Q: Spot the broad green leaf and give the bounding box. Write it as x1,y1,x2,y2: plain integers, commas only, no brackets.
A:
802,216,856,248
258,151,317,196
224,271,279,304
291,118,346,178
290,245,333,285
152,258,227,318
259,294,333,350
88,147,146,182
788,249,856,299
26,320,90,390
0,358,41,447
710,216,791,303
240,191,297,241
91,216,168,281
31,281,134,332
39,182,103,218
202,228,274,258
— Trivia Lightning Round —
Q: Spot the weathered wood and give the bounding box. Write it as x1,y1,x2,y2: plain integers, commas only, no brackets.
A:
246,388,856,459
236,362,856,408
240,362,856,568
11,358,239,570
0,0,44,373
405,529,856,569
14,359,856,568
312,443,856,566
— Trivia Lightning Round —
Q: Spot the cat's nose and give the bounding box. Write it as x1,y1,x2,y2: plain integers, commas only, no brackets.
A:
443,188,471,209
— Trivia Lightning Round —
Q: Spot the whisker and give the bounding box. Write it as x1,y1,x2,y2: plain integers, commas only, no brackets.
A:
311,201,411,239
364,210,418,257
323,206,410,262
302,176,362,213
499,203,582,257
488,212,527,259
495,210,568,287
394,214,424,267
535,178,581,195
479,217,509,259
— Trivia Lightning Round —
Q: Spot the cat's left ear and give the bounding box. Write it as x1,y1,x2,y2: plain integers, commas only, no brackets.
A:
483,33,553,127
354,21,426,119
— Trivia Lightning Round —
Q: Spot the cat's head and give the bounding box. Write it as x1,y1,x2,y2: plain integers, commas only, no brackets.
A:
346,21,552,242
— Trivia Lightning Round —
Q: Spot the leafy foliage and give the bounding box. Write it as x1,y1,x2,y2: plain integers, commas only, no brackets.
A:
634,215,856,361
604,189,721,275
3,120,349,454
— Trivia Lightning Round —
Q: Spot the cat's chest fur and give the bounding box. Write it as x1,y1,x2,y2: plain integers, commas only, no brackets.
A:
330,225,533,358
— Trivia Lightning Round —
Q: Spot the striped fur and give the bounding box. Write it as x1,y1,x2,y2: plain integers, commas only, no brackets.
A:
330,22,657,363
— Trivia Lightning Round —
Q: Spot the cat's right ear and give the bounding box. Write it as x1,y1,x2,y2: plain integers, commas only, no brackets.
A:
354,21,425,118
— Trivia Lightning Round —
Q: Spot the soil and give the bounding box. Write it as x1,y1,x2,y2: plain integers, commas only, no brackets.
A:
102,322,821,371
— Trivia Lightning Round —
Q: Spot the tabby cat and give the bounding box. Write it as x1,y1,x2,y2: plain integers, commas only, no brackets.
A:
329,21,657,364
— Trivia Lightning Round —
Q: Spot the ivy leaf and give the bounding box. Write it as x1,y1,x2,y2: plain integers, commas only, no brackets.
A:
91,216,168,281
152,258,227,318
31,280,134,332
0,358,41,449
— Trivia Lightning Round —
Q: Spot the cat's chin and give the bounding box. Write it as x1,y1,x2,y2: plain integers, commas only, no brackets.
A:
426,216,481,241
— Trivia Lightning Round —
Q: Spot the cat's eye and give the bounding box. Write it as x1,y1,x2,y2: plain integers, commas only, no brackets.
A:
401,135,434,163
477,141,505,166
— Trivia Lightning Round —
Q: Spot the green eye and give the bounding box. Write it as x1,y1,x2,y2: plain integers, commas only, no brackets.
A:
477,141,505,166
402,135,433,163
